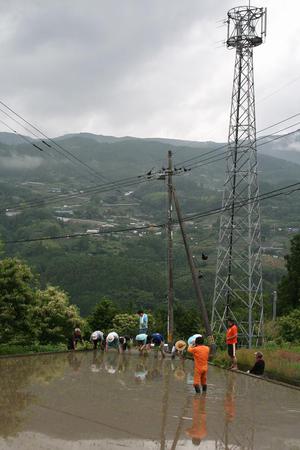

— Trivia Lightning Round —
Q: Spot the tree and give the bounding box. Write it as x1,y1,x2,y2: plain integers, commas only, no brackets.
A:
112,313,138,336
278,309,300,342
278,234,300,314
88,298,119,333
0,258,38,344
112,312,155,336
174,303,202,340
35,286,85,344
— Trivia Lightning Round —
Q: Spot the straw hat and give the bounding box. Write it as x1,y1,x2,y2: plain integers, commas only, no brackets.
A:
174,367,186,381
175,340,187,351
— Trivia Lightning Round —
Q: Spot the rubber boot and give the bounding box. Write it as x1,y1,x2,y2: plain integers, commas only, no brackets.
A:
202,384,207,393
194,384,201,394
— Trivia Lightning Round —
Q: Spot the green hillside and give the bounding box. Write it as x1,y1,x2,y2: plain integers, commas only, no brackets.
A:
0,132,299,315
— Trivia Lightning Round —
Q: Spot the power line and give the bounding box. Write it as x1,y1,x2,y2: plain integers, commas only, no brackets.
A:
1,103,299,211
181,121,300,173
256,126,300,149
0,117,45,153
173,112,300,168
257,112,300,134
187,182,300,222
0,99,123,184
4,181,300,245
3,176,150,213
3,121,300,214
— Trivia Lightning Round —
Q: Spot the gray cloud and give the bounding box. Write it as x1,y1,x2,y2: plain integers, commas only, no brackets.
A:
0,0,299,141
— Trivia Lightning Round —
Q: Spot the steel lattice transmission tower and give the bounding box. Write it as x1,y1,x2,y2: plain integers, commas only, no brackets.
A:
211,5,267,347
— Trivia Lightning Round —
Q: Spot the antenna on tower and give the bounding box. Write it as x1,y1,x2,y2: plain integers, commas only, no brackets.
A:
211,5,267,348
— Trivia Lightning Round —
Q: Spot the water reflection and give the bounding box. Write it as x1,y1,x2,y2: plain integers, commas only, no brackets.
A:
0,355,67,437
68,352,83,372
186,395,207,445
0,352,299,449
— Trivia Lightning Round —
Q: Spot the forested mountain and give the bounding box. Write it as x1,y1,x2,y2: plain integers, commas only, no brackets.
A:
0,132,299,315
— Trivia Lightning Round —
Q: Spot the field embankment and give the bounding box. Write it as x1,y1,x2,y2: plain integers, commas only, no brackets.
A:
212,346,300,387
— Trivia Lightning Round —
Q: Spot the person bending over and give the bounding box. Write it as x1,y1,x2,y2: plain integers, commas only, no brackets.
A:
90,330,104,350
105,332,120,352
151,333,165,358
119,335,131,353
135,333,148,354
68,328,83,350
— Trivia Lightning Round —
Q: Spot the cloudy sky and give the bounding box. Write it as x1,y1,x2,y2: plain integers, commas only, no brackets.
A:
0,0,299,142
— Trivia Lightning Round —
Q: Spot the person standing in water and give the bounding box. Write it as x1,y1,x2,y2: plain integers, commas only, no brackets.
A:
188,336,210,394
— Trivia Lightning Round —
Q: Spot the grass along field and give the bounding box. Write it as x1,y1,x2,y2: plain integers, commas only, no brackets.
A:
212,345,300,387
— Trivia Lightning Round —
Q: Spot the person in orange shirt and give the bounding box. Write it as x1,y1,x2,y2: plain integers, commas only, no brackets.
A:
226,319,238,370
188,336,210,394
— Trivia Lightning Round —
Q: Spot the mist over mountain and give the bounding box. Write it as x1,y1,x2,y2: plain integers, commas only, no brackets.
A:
1,130,300,167
0,131,299,184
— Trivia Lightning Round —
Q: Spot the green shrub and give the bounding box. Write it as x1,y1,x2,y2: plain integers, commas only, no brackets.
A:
278,309,300,343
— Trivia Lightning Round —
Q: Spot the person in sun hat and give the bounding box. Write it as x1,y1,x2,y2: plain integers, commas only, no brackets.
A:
105,331,120,352
247,351,265,375
171,340,187,359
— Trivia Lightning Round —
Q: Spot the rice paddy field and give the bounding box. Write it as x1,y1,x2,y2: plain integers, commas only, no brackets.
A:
0,351,300,449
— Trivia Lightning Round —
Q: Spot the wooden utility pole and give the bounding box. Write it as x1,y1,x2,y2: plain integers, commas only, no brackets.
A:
172,188,215,348
167,150,174,346
272,290,277,321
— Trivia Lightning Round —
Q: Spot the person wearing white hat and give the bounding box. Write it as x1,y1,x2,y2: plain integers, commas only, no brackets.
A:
105,331,120,352
90,330,104,350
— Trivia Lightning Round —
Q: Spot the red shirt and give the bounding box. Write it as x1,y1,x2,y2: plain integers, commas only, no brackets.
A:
226,324,238,344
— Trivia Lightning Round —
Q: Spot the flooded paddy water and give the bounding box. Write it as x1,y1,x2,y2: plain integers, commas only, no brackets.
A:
0,351,300,449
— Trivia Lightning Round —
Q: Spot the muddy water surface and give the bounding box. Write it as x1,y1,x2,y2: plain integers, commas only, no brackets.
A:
0,351,300,449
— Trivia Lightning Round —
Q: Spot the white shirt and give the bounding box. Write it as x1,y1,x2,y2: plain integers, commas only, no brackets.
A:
91,330,104,340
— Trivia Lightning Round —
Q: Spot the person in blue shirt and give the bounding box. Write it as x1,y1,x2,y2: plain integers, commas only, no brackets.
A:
151,333,165,358
137,310,148,334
